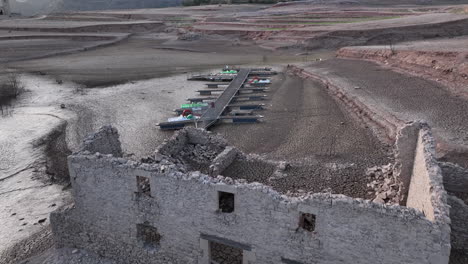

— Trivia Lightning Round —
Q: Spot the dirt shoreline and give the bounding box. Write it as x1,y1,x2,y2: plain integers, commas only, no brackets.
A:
287,65,404,143
337,43,468,100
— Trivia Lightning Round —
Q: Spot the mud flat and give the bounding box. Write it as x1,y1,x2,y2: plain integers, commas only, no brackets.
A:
293,59,468,156
7,36,313,87
214,72,392,198
0,32,130,63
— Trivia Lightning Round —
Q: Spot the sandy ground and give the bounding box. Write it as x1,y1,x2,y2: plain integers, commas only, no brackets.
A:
0,75,76,255
66,72,208,157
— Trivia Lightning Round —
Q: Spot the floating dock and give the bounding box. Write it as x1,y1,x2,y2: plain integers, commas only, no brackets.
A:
159,68,262,130
199,69,251,129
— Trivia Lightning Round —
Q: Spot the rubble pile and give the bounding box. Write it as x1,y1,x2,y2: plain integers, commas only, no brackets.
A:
181,144,220,163
178,143,222,173
366,164,402,205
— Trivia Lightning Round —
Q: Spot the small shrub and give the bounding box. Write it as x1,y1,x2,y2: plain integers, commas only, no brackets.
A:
0,74,24,99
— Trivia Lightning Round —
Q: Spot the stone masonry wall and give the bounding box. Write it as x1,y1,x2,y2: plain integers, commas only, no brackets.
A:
407,125,451,224
51,127,451,264
405,125,451,262
82,125,122,157
393,121,421,204
439,162,468,257
447,195,468,256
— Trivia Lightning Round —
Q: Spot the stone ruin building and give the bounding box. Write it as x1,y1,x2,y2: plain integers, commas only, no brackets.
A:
0,0,10,16
51,122,452,264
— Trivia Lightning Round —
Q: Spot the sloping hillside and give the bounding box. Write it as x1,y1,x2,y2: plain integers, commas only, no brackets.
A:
9,0,183,16
58,0,184,11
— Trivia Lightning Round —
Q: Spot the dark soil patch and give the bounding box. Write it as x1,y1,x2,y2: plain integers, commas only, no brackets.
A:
221,158,276,183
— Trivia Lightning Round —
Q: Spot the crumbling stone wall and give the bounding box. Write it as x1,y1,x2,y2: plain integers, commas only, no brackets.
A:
406,125,451,224
209,146,239,177
393,121,421,204
51,127,451,264
82,125,122,157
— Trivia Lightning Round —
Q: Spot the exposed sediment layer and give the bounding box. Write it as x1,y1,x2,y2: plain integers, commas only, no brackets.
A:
288,65,404,143
337,47,468,99
192,13,468,50
0,33,131,63
290,59,468,163
0,21,165,33
304,17,468,50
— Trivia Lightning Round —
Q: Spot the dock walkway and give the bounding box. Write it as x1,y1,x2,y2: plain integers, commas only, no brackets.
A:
199,68,251,129
158,68,252,130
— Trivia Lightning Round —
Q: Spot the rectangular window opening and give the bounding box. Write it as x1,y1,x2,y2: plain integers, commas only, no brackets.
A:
210,241,243,264
299,213,316,232
218,191,235,213
137,176,151,197
137,222,161,248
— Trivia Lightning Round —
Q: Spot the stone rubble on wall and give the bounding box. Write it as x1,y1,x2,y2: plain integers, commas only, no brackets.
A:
366,164,403,205
181,144,221,164
155,128,228,173
209,146,240,177
82,125,122,157
270,161,291,181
